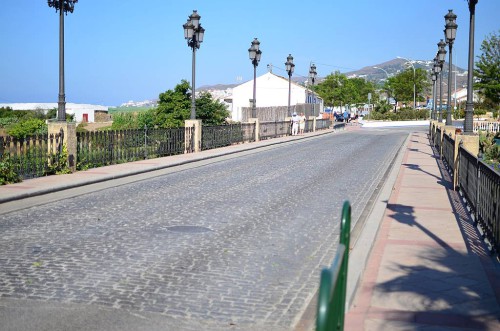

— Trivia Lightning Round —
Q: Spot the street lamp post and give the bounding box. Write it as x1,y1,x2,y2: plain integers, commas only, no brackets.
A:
373,66,391,105
47,0,78,122
248,38,262,119
183,10,205,120
285,54,295,116
444,9,458,126
397,56,416,108
433,56,442,120
431,68,438,120
373,66,390,79
309,63,317,117
437,39,447,122
464,0,478,134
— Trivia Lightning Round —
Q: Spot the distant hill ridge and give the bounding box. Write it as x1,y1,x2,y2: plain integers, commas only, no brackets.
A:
198,58,467,91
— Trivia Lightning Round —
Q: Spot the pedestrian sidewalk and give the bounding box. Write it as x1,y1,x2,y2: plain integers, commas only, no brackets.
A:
345,131,500,330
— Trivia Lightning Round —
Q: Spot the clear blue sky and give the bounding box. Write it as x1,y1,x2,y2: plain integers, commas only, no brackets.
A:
1,0,499,106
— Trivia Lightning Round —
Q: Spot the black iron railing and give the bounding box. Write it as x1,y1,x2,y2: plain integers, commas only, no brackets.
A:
201,124,252,151
316,119,332,130
0,132,63,180
458,144,500,254
476,161,500,255
435,127,442,151
77,127,187,170
458,145,479,215
259,121,290,140
442,133,455,171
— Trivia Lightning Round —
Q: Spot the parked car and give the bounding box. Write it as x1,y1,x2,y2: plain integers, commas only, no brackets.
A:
334,113,344,122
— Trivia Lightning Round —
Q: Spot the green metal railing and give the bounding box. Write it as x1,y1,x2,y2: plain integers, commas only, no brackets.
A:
316,201,351,331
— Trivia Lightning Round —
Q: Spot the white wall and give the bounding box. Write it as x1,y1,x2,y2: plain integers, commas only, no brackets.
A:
231,72,319,121
0,103,107,123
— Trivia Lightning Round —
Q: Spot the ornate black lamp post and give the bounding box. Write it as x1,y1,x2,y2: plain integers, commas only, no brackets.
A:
183,10,205,120
464,0,478,134
437,39,447,122
47,0,78,122
248,38,262,119
444,9,458,125
431,72,437,120
432,56,441,120
309,63,317,117
285,54,295,116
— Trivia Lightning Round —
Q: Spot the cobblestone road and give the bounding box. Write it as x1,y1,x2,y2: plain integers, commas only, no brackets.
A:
0,128,414,330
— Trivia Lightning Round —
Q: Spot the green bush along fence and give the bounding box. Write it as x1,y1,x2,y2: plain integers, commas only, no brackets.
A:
0,130,63,180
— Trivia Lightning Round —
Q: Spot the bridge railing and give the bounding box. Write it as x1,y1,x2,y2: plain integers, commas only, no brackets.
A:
442,132,455,171
432,125,500,256
316,201,351,331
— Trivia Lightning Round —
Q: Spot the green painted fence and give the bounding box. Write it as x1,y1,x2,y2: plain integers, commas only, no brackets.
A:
316,201,351,331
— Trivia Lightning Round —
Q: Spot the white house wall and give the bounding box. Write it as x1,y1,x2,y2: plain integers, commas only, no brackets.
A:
0,103,106,123
231,72,318,121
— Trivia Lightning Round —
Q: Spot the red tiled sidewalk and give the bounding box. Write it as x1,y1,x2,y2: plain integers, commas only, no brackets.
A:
345,132,500,331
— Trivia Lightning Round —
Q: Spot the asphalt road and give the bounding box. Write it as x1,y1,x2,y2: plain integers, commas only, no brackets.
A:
0,127,422,331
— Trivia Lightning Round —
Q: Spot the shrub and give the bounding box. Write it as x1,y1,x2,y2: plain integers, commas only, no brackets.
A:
6,118,48,139
46,144,71,175
0,154,21,185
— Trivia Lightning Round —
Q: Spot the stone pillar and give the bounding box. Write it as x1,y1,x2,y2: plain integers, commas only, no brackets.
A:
312,117,317,132
248,118,259,142
443,126,456,140
48,121,77,172
185,120,202,153
454,134,479,190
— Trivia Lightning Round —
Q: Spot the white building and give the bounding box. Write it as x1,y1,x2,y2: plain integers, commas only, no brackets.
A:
452,87,479,103
230,72,323,121
0,103,108,123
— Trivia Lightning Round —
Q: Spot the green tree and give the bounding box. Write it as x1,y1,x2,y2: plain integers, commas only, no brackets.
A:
153,80,229,127
385,68,429,109
195,92,230,125
475,30,500,108
152,80,192,128
315,71,376,107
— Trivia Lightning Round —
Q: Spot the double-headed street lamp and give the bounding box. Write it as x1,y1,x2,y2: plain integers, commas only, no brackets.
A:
437,39,447,122
397,56,416,108
183,10,205,120
373,66,390,79
309,63,317,117
248,38,262,119
285,54,295,116
464,0,478,134
47,0,78,122
444,9,458,125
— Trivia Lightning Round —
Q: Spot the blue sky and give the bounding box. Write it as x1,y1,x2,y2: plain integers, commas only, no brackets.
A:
1,0,499,106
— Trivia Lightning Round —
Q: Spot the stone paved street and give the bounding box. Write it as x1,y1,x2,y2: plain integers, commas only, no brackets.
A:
0,128,416,330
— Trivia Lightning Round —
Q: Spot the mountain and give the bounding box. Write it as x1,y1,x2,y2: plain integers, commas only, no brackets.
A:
343,58,468,89
197,58,469,91
198,83,239,91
